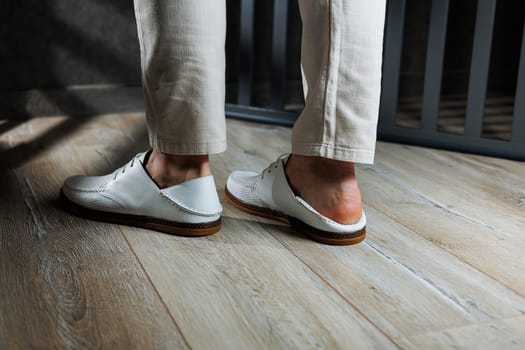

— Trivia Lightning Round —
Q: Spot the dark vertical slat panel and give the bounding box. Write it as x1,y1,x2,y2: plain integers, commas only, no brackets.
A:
225,103,298,126
270,0,289,109
421,0,449,131
464,0,497,138
379,0,406,127
238,0,255,105
511,21,525,143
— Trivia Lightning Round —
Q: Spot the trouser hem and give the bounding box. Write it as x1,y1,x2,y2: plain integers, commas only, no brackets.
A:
292,143,375,164
150,137,227,155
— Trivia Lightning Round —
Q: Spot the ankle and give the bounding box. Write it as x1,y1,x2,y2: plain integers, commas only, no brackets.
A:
285,154,362,224
286,155,357,187
145,149,211,188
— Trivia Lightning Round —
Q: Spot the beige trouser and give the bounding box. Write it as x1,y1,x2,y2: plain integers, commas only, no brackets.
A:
133,0,386,164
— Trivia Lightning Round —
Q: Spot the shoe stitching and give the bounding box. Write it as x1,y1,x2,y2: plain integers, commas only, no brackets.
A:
98,193,124,209
158,192,221,217
63,185,105,194
62,188,123,210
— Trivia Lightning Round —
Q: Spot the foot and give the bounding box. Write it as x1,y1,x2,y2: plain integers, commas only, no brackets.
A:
225,154,366,245
284,155,362,225
61,151,222,236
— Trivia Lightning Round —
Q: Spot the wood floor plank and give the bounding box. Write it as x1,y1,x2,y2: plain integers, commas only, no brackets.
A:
0,116,187,349
123,217,399,350
358,164,525,295
359,143,525,294
446,151,525,210
374,143,524,237
407,315,525,350
361,206,525,320
260,205,525,344
482,156,525,179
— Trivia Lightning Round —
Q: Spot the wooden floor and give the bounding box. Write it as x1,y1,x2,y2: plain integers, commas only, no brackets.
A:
1,114,524,349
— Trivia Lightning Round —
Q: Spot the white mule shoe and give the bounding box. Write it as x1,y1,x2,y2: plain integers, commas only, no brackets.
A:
61,151,222,236
225,155,366,245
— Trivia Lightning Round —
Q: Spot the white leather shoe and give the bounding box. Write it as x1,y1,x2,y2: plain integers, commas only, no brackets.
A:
225,155,366,245
61,151,222,236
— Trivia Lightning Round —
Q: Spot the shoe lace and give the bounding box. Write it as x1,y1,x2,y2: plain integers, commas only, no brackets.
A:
261,153,289,180
112,153,142,180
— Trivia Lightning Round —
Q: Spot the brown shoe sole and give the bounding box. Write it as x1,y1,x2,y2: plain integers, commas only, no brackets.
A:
60,189,221,236
224,187,365,246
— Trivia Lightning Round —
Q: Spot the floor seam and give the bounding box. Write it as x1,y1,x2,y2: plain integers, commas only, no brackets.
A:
263,225,405,350
362,166,525,299
363,198,525,300
118,228,193,350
